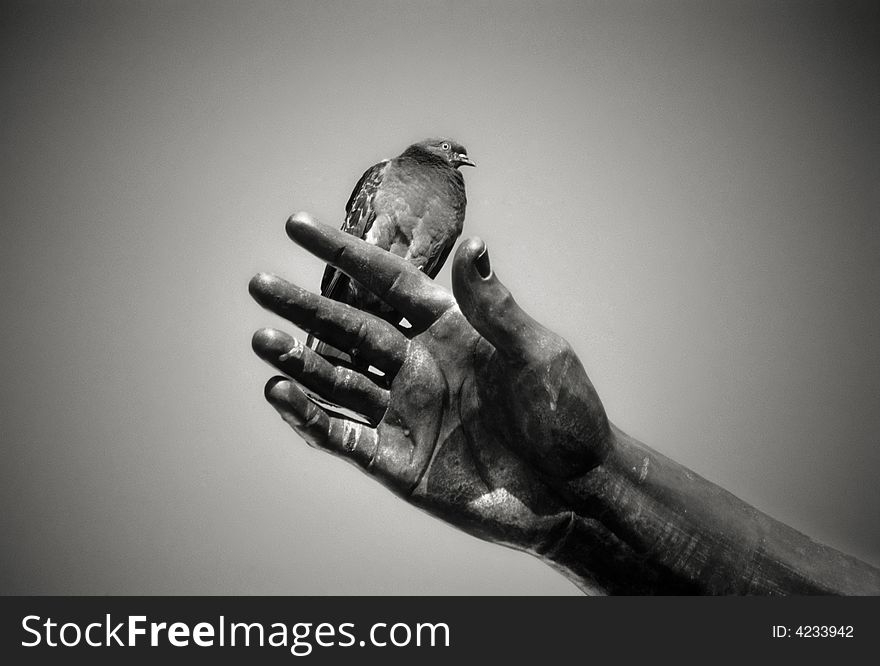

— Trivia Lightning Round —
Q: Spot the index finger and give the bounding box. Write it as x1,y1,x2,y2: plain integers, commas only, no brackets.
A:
286,212,455,329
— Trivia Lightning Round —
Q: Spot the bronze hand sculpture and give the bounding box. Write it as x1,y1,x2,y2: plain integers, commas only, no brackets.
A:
250,212,880,595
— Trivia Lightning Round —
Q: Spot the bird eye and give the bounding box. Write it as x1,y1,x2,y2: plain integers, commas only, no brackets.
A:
440,142,450,151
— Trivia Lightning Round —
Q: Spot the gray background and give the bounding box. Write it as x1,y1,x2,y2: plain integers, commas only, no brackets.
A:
1,0,877,595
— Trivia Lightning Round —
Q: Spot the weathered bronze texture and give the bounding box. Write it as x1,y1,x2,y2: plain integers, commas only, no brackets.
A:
251,212,880,595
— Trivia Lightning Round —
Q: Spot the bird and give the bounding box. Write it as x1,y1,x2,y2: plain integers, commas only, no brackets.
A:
307,138,475,365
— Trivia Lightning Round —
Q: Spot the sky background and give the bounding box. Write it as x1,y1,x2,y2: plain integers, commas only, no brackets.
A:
1,0,877,594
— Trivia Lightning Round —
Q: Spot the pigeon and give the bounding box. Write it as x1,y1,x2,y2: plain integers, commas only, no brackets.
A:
307,138,475,363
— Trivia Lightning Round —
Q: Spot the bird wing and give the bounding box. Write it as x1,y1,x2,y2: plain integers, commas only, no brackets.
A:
423,241,455,280
319,159,390,299
309,159,391,357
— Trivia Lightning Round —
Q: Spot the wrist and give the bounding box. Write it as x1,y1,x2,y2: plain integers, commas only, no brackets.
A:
537,508,696,595
543,423,706,593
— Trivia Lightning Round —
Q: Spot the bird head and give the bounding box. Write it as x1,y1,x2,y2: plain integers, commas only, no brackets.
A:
409,138,475,169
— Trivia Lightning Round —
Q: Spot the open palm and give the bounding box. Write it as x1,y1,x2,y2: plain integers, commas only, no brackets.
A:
250,213,613,558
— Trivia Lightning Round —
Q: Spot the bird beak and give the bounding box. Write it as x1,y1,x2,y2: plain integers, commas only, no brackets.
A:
456,154,476,168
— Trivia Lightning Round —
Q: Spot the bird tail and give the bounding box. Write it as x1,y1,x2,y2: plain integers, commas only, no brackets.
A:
305,262,349,360
305,333,350,364
302,334,372,425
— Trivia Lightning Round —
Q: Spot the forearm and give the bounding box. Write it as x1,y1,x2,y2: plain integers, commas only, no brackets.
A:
549,424,880,594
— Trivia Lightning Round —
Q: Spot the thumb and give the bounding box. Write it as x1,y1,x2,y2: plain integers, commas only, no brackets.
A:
452,237,545,360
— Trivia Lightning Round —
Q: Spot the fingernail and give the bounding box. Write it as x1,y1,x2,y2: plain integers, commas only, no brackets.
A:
475,245,491,279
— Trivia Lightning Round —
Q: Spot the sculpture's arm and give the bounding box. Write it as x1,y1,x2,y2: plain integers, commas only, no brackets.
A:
251,213,880,595
547,425,880,594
